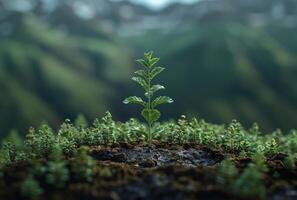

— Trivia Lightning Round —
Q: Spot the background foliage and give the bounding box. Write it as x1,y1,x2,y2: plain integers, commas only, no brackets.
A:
0,0,297,136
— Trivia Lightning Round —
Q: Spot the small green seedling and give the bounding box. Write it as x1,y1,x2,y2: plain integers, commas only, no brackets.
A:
123,51,173,143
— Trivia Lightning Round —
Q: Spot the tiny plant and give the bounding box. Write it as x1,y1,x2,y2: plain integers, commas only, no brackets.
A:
72,146,95,182
21,175,43,199
123,51,173,143
45,144,69,188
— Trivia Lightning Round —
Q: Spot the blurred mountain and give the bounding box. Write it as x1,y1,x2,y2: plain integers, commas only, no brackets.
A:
117,0,297,34
125,0,297,131
0,0,297,135
0,3,134,134
134,24,297,131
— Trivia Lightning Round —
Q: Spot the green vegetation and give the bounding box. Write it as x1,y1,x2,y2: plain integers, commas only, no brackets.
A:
2,10,297,137
127,23,297,132
0,12,133,135
1,112,296,165
123,51,173,143
217,154,268,199
0,111,296,199
72,146,95,182
0,50,296,199
44,144,69,188
1,1,297,198
21,175,43,200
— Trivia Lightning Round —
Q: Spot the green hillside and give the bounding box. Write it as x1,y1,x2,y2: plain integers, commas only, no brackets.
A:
1,1,297,135
0,13,133,135
128,23,297,131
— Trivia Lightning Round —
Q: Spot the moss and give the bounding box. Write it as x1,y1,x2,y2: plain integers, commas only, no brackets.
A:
0,113,296,199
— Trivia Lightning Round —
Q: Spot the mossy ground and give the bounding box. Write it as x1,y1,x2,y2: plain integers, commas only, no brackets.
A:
0,112,296,199
0,142,296,200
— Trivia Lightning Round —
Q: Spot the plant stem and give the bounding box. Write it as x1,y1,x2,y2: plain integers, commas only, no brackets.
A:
148,122,152,145
148,67,152,145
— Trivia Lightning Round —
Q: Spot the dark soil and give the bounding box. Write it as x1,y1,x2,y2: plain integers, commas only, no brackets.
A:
1,142,297,200
91,143,223,168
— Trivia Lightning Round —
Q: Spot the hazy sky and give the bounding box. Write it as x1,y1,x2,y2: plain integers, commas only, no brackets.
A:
130,0,200,9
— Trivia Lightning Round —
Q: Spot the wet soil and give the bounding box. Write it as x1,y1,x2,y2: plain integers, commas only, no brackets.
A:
0,142,296,200
91,143,223,168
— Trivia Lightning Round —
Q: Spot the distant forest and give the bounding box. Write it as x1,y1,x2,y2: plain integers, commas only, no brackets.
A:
1,0,297,136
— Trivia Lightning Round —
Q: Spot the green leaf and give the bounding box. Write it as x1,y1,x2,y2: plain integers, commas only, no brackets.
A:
151,84,165,93
145,85,165,98
123,96,146,107
152,96,174,108
132,77,149,90
134,70,148,80
150,67,165,80
144,51,154,60
136,59,150,68
149,58,160,67
141,109,161,123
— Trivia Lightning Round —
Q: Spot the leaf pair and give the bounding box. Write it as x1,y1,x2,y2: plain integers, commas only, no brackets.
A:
123,96,146,107
141,109,160,124
151,96,174,108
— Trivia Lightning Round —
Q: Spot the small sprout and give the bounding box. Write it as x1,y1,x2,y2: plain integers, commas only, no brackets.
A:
25,124,56,158
284,153,297,169
249,123,261,135
101,111,117,144
2,129,23,149
0,148,10,167
123,51,173,144
21,175,43,199
1,142,17,163
72,146,95,182
232,163,266,199
45,144,69,188
217,159,238,187
75,114,89,129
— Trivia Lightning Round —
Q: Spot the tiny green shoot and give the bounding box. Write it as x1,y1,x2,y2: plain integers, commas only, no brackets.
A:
123,51,173,144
